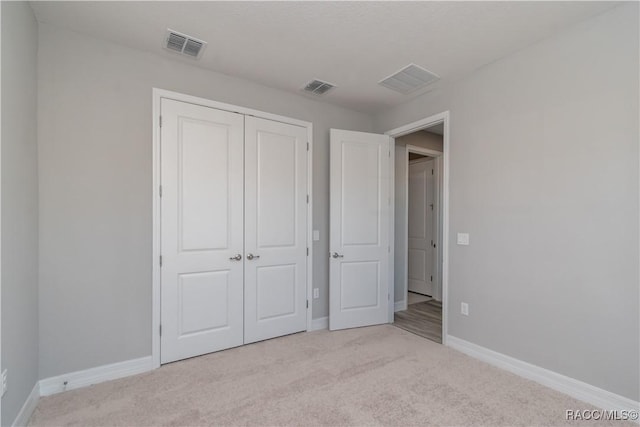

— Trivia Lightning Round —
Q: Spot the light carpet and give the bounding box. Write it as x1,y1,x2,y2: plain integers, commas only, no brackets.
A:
29,325,627,426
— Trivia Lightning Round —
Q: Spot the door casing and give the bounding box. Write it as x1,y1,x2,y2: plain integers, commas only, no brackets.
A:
151,88,313,368
385,111,450,345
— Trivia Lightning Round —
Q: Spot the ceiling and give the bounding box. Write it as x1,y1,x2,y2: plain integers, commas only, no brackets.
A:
30,1,619,115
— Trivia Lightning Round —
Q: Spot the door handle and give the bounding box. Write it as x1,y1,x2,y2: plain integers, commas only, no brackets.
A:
331,252,344,259
229,254,242,261
246,253,260,260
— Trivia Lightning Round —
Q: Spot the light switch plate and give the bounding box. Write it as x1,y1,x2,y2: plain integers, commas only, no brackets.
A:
457,233,470,245
313,230,320,241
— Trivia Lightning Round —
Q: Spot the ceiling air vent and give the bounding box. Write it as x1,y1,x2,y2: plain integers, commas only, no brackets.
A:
378,64,439,94
302,79,336,96
164,29,207,59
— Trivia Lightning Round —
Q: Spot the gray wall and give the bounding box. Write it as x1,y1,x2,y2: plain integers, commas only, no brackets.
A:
1,2,39,425
37,23,372,378
377,4,639,401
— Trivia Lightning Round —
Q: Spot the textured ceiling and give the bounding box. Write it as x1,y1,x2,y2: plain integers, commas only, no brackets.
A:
30,1,619,114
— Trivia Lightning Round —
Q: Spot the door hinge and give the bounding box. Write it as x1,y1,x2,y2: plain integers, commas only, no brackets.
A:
430,275,433,282
159,185,163,198
159,116,162,128
306,300,309,309
432,169,434,175
307,142,310,151
306,195,309,204
306,247,309,256
159,324,162,336
389,150,391,157
159,255,163,267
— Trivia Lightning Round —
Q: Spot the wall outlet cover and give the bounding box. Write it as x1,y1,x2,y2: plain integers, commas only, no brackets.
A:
461,302,469,316
457,233,470,245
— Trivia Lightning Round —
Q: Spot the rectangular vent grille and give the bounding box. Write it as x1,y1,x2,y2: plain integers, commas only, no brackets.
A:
165,29,206,59
302,79,336,96
379,64,439,94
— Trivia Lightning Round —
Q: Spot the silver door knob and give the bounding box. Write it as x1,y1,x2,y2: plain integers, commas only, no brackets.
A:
246,253,260,260
229,254,242,261
332,252,344,258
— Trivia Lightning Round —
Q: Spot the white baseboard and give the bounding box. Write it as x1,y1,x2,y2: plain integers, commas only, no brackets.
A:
39,356,154,397
12,382,40,427
394,300,407,312
447,335,639,414
310,316,328,331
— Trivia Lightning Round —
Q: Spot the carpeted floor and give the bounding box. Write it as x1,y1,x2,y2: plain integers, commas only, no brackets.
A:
29,325,628,426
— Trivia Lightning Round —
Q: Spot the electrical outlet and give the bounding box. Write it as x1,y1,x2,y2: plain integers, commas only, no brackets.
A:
461,302,469,316
1,369,7,397
313,288,319,299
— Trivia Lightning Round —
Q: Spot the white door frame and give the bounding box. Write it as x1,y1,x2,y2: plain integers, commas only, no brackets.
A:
151,88,314,368
405,147,443,303
385,111,450,345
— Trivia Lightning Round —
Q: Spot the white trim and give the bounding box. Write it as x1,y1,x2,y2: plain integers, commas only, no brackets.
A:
152,88,314,365
394,300,407,312
306,125,314,331
447,335,640,414
151,91,161,369
387,137,396,323
433,156,443,302
386,113,449,138
310,316,328,331
39,356,154,397
386,111,450,345
153,89,311,128
0,3,3,424
11,383,39,427
406,145,443,158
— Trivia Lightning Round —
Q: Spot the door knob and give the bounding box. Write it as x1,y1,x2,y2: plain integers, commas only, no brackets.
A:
332,252,344,259
229,254,242,261
246,253,260,260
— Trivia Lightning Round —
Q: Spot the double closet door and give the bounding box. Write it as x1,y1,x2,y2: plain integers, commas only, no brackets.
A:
160,98,308,364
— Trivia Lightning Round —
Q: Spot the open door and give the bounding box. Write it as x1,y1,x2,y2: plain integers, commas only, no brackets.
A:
329,129,392,331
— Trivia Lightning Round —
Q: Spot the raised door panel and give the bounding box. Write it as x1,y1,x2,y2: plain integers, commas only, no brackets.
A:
160,98,244,364
244,116,308,344
329,129,390,331
408,159,435,296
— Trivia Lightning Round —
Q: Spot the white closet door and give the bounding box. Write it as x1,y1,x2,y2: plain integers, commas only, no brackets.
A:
160,99,244,364
329,129,391,331
408,159,435,296
243,116,308,343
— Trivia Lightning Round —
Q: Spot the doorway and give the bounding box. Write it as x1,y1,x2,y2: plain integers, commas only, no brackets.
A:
390,120,446,344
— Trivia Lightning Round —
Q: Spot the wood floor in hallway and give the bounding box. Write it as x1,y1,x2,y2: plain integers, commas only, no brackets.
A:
393,299,442,343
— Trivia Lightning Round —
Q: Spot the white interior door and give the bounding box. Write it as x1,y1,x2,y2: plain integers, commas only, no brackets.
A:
408,159,435,296
329,129,391,331
244,117,308,343
160,99,244,364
